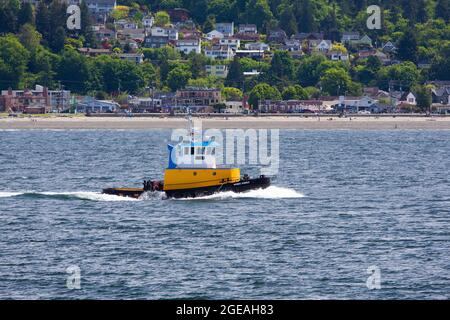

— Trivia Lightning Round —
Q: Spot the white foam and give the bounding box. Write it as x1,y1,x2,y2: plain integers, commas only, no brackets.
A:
0,192,23,198
41,191,139,202
0,191,137,201
175,186,305,200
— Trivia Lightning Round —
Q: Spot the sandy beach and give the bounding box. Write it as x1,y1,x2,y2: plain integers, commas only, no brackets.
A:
1,115,450,130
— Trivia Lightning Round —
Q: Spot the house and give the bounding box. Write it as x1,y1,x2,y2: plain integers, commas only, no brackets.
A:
205,65,229,78
282,40,302,52
328,51,349,61
219,37,241,50
85,0,117,22
309,39,332,53
205,30,223,40
78,48,112,57
144,35,170,48
204,45,235,60
76,98,120,113
224,101,244,113
341,32,360,44
176,87,222,107
115,19,137,30
176,38,202,54
215,22,234,37
236,24,258,40
400,92,417,106
150,26,178,40
167,8,190,22
292,32,324,41
118,53,144,64
358,35,373,47
432,87,450,105
235,50,265,59
382,41,397,54
244,42,270,52
117,28,146,42
179,28,203,40
267,28,287,43
93,28,115,42
238,24,257,34
142,16,154,30
1,85,71,114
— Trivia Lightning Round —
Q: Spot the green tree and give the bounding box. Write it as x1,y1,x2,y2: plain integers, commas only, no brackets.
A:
282,85,308,100
225,57,244,88
245,0,274,29
167,65,192,91
0,0,20,34
203,14,216,33
222,87,243,101
268,50,294,84
50,26,66,53
0,35,30,89
155,11,170,27
35,1,50,43
436,0,450,21
397,29,418,64
279,6,297,36
320,68,352,96
296,54,327,87
18,1,34,26
57,48,90,93
248,83,281,109
414,85,432,113
295,0,316,33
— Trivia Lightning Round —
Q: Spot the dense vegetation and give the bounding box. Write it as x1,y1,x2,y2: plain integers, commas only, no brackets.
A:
0,0,449,105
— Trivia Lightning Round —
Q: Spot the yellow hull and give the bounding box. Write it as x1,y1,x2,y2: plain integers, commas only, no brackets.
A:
163,168,240,191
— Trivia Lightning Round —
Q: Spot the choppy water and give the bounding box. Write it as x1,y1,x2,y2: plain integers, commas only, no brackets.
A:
0,130,449,299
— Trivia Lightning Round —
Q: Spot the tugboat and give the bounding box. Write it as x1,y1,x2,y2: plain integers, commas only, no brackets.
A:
102,117,270,199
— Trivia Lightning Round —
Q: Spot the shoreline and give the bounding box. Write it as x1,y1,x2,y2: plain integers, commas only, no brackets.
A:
1,116,450,130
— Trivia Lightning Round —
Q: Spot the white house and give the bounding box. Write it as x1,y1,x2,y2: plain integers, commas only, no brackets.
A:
205,65,229,78
328,51,349,61
204,45,235,60
215,22,234,37
206,30,224,40
341,32,360,43
244,42,270,52
142,16,154,30
118,53,144,64
309,39,332,52
238,24,257,34
151,26,179,40
176,39,202,54
219,37,241,50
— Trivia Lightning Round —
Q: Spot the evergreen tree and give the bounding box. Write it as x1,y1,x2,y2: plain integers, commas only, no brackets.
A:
18,2,34,26
435,0,450,21
225,57,244,88
397,29,418,64
35,1,50,44
50,26,66,53
279,6,297,37
296,0,316,33
0,0,20,34
203,15,216,33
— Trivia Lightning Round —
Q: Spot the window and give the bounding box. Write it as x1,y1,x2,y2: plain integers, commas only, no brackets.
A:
184,147,189,155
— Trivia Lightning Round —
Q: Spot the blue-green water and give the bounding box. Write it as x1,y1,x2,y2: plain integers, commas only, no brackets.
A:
0,130,449,299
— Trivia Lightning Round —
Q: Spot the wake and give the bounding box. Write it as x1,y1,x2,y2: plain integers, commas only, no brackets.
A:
174,186,305,200
0,191,138,202
0,186,304,202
